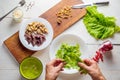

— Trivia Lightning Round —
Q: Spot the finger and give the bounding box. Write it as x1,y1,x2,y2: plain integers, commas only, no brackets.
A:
56,63,64,72
48,59,57,65
63,62,66,65
60,68,64,71
83,59,94,66
79,69,85,74
48,59,63,65
78,62,89,70
80,71,84,74
54,59,64,66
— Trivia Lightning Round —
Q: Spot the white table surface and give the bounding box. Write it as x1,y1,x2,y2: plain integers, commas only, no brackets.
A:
0,0,120,80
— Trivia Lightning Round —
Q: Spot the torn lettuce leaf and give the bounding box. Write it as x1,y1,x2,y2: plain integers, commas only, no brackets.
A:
83,6,120,39
56,43,87,73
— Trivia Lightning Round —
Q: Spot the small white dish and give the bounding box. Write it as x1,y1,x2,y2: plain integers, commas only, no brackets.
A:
19,18,53,51
49,33,88,74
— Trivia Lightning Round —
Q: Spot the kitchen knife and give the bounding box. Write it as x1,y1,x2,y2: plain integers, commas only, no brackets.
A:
72,0,109,9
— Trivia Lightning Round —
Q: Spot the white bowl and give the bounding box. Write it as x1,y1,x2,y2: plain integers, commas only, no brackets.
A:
19,18,53,51
49,33,88,74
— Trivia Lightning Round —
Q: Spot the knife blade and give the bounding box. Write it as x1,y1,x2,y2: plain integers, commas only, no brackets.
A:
72,0,109,9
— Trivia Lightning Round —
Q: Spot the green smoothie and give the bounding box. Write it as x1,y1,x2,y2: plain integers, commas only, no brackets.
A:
20,57,43,79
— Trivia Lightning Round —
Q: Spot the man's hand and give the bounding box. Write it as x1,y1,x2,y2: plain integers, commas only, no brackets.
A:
45,59,64,80
78,59,106,80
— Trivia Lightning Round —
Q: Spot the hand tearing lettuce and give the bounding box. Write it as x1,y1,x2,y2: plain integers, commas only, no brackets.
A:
83,6,120,39
56,43,87,74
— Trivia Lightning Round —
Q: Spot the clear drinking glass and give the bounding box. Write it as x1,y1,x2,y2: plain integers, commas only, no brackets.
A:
12,8,23,22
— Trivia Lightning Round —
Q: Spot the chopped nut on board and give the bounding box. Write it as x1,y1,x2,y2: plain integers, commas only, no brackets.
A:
56,6,72,25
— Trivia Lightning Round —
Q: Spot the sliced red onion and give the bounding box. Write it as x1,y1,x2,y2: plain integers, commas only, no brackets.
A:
99,40,113,54
92,40,113,63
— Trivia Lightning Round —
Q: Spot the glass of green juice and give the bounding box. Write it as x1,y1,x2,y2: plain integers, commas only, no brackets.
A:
19,57,43,80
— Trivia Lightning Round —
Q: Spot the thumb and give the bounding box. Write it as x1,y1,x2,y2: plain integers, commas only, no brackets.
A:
78,62,89,70
56,63,64,72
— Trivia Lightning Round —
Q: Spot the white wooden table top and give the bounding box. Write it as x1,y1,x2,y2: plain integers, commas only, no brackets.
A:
0,0,120,80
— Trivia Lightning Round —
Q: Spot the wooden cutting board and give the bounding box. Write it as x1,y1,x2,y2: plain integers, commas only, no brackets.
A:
4,0,86,63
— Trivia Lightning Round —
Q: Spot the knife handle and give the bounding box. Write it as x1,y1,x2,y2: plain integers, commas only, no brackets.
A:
93,0,109,5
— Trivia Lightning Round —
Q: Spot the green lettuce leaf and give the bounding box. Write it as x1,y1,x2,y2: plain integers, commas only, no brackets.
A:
56,43,87,73
83,6,120,39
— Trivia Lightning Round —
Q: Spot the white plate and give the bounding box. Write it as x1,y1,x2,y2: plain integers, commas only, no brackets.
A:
19,18,53,51
49,33,88,74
